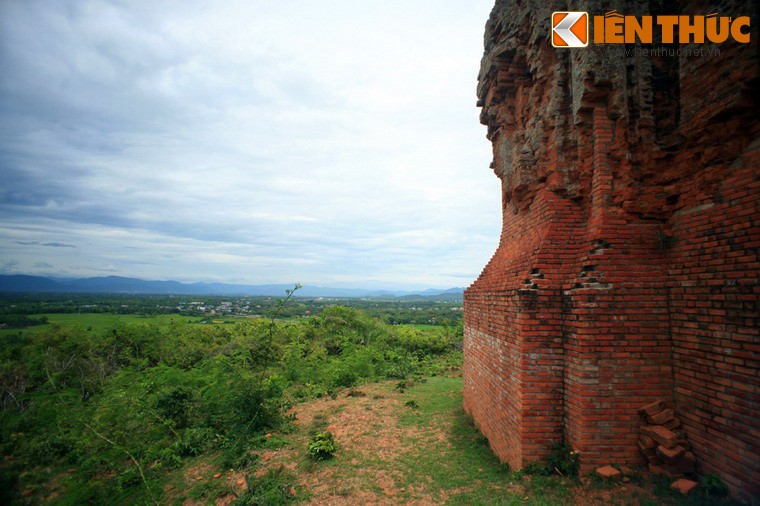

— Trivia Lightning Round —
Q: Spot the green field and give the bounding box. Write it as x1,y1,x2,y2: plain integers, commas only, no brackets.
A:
0,313,204,338
1,313,445,340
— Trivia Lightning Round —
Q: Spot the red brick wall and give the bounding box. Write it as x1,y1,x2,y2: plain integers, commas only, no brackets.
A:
465,1,758,500
668,146,760,499
562,108,676,469
464,185,584,468
465,113,759,496
664,23,760,500
465,108,677,471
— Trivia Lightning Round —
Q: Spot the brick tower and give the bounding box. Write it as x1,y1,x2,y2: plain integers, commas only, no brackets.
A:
463,1,759,501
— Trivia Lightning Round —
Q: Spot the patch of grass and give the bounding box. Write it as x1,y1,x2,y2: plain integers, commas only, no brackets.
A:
523,475,574,502
234,465,302,505
308,411,330,434
585,472,620,490
187,476,229,502
392,377,520,503
258,433,289,450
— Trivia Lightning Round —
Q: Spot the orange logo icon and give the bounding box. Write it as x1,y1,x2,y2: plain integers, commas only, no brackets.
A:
552,12,589,47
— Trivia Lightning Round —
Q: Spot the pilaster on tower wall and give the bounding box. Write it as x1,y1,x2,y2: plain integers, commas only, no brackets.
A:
463,1,759,501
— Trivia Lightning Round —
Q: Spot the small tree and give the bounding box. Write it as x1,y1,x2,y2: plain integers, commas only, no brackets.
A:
268,283,302,345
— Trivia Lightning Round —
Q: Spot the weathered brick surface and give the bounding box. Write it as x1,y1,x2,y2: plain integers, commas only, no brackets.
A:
647,409,675,425
464,0,759,502
640,400,665,417
641,425,679,450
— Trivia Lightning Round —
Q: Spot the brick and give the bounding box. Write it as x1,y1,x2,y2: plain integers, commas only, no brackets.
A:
656,445,686,463
641,426,679,450
638,434,657,449
639,400,665,417
647,409,675,425
596,465,622,480
671,479,699,495
662,417,681,430
618,466,635,477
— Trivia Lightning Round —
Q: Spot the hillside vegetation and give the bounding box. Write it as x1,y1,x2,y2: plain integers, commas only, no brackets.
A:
0,300,461,504
0,295,737,505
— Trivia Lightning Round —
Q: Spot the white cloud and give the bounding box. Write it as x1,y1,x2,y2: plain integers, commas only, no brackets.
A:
0,0,500,289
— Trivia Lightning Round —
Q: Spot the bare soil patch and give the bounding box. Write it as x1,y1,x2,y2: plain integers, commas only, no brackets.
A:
256,381,442,505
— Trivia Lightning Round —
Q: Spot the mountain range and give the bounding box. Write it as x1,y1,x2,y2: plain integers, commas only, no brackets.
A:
0,275,464,299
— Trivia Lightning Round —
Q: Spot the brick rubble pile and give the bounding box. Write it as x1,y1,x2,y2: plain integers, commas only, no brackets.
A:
638,400,697,478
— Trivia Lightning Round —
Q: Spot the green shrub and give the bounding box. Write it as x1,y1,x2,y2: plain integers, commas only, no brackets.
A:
331,366,358,388
524,442,579,478
393,326,456,355
546,442,579,478
307,431,337,460
174,427,220,457
155,385,194,428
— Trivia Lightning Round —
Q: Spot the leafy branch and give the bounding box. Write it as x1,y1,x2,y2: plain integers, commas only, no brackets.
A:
268,283,302,344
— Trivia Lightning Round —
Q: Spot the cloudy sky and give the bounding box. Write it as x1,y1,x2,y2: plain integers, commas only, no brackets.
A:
0,0,500,290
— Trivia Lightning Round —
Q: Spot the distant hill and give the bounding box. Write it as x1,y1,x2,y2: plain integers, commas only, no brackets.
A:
0,274,464,299
0,275,63,292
